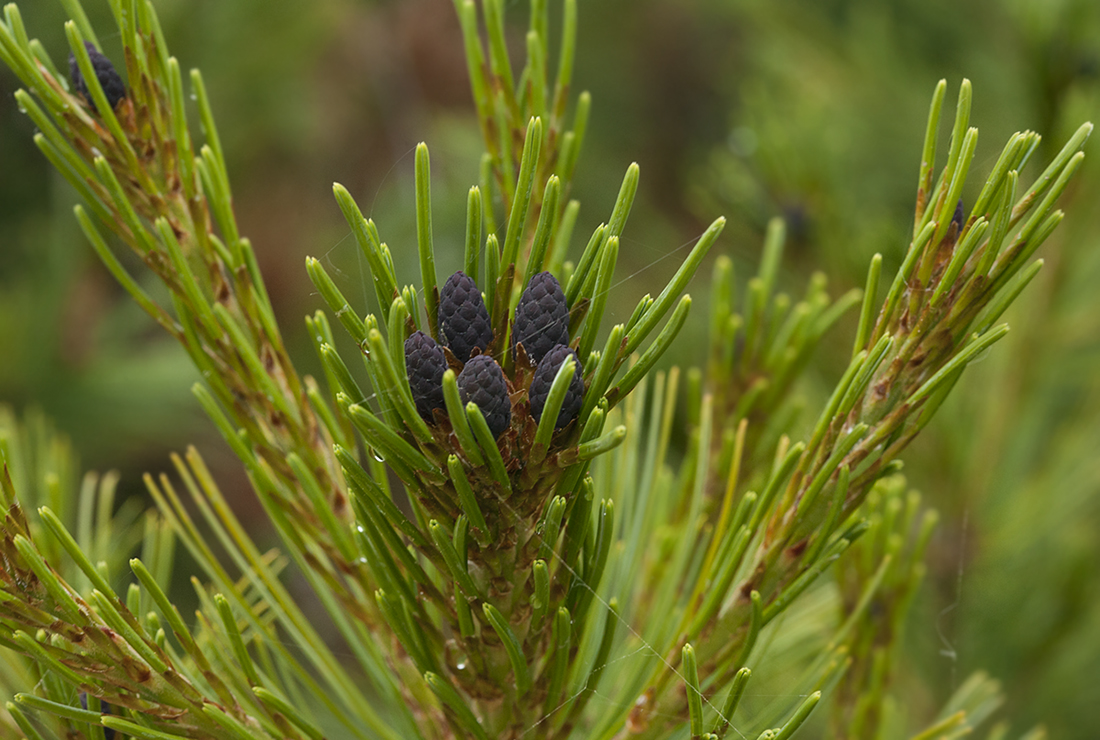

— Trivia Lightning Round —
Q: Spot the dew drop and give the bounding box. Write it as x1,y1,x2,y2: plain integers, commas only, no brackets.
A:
356,526,365,533
371,449,385,463
456,662,466,670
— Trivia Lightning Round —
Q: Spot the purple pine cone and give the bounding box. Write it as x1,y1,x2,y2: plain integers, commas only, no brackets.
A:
438,271,494,361
951,199,964,231
457,355,511,438
79,694,116,739
69,42,126,113
405,331,447,422
512,271,570,364
528,344,584,430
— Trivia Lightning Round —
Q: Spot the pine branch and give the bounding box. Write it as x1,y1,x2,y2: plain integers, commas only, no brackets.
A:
593,80,1090,738
0,3,1090,740
1,0,364,630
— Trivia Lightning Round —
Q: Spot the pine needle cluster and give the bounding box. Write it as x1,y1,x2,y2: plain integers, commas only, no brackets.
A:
0,1,1090,739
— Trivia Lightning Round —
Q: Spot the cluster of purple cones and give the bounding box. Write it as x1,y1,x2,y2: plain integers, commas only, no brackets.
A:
405,271,584,439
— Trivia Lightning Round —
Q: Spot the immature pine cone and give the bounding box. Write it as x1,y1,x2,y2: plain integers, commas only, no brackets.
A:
79,694,116,740
404,331,447,422
438,271,494,361
512,271,570,364
457,355,512,438
528,344,584,430
69,42,126,113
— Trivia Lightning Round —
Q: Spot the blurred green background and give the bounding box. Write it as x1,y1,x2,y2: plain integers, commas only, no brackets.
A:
1,0,1098,736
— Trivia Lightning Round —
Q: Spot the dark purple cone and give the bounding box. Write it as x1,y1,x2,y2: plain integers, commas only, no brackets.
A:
79,693,117,739
512,271,570,365
69,42,126,113
457,355,511,438
438,271,494,361
951,199,964,231
528,344,584,430
404,331,447,422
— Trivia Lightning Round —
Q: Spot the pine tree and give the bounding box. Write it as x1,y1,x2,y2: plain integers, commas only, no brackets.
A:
0,1,1090,738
